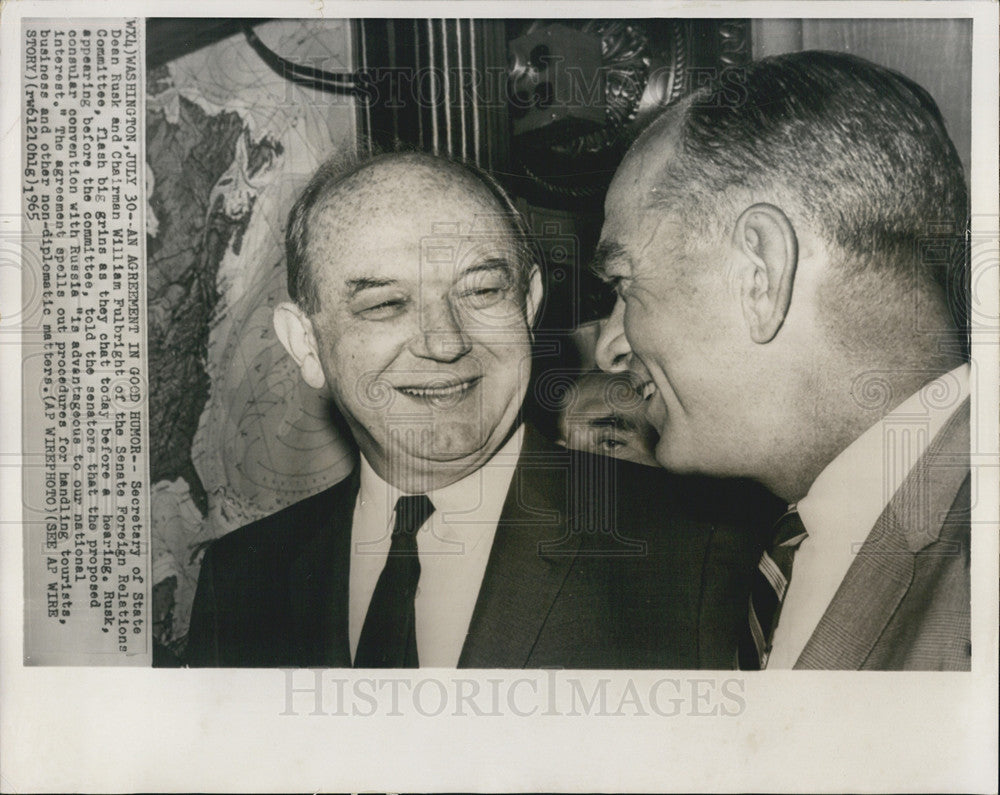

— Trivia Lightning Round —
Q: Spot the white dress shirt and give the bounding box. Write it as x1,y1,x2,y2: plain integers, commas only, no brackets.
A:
767,364,970,669
348,425,524,668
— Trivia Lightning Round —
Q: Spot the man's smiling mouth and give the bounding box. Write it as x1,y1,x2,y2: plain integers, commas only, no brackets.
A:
395,376,482,400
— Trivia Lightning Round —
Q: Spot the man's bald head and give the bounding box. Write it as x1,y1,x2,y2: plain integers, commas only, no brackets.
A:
285,151,530,314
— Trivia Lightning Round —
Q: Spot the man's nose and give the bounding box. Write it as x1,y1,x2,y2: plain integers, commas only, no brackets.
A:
409,299,473,362
595,297,632,373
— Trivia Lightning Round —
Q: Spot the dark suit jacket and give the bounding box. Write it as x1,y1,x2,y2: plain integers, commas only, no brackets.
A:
795,399,971,670
185,425,779,668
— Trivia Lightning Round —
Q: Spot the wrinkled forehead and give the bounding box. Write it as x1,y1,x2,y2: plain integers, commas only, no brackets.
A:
317,163,510,229
305,165,519,283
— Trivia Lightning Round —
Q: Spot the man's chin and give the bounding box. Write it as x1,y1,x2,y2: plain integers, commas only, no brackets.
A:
398,422,502,464
429,427,497,460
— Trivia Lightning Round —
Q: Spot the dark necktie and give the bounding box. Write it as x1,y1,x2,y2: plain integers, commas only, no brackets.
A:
738,508,809,670
354,494,434,668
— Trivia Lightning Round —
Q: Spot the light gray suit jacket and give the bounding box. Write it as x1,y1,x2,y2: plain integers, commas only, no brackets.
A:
795,398,971,670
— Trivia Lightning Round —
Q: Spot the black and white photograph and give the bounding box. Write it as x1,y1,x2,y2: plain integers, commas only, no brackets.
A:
2,2,997,792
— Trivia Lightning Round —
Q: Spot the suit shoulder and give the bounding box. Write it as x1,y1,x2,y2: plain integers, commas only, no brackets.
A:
207,479,352,564
610,458,783,524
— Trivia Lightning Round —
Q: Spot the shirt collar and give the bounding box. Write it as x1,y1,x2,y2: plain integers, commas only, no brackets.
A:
796,363,970,545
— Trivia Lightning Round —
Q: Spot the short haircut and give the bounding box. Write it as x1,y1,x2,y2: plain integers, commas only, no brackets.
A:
652,50,969,327
556,370,645,433
285,148,535,315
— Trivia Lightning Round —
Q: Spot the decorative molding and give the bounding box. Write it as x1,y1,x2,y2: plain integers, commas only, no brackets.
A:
718,19,752,69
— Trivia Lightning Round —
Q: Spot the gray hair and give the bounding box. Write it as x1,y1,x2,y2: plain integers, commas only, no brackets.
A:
650,50,968,333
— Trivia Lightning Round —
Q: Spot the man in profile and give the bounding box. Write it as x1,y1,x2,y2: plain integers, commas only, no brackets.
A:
595,51,971,670
186,151,777,669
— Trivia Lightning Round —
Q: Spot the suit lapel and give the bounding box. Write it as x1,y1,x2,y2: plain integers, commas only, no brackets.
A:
288,469,359,667
795,398,970,669
458,426,582,668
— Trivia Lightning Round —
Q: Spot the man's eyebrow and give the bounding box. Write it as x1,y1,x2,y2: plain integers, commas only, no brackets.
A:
345,277,398,298
457,258,514,279
588,413,640,433
590,241,628,282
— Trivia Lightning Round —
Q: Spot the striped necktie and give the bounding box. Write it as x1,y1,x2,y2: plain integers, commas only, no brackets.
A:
354,494,434,668
738,508,808,670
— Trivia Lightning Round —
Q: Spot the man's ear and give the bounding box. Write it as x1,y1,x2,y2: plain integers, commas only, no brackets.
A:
273,302,327,390
524,264,544,328
733,203,798,344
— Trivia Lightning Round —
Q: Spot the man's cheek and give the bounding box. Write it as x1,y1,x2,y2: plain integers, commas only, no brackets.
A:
475,300,530,331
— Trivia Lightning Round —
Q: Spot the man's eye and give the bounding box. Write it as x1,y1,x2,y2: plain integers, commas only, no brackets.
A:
358,298,407,319
613,277,632,299
456,285,507,309
599,436,626,451
602,275,627,300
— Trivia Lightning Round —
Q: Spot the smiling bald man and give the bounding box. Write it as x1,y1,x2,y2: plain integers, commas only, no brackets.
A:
185,151,780,669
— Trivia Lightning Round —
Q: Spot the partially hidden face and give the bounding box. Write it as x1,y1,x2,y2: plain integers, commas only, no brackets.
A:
559,371,659,467
302,171,539,482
